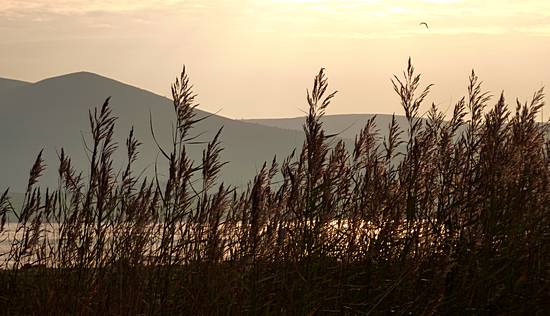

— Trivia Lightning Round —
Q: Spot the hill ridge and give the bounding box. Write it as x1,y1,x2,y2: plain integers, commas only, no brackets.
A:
0,72,304,191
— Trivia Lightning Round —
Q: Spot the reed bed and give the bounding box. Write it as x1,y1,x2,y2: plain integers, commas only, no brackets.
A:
1,60,549,315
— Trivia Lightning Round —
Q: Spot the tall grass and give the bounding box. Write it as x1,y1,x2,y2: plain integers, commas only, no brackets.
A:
1,59,549,315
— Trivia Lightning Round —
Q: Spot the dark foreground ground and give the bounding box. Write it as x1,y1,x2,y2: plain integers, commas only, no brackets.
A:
1,255,549,315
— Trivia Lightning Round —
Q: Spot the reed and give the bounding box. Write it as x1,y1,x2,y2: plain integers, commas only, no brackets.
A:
1,59,549,315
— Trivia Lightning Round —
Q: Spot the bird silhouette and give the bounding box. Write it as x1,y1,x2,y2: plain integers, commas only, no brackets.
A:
420,22,429,29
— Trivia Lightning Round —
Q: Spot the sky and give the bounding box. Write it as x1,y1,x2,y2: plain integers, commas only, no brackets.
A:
1,0,550,118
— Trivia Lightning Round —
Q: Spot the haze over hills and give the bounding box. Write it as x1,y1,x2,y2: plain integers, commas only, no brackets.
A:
0,72,306,192
0,71,415,195
0,78,30,94
245,114,411,141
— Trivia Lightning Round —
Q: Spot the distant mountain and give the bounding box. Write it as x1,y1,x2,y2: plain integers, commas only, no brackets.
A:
245,114,411,141
0,78,29,94
0,72,304,192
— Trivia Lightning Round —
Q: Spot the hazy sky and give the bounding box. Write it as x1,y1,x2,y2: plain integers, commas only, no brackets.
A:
1,0,549,118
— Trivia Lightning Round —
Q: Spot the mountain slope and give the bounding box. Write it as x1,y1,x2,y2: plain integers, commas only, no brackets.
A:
0,72,304,191
0,77,29,94
245,114,411,141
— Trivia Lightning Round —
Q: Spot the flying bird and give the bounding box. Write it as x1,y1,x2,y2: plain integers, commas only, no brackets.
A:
419,22,429,29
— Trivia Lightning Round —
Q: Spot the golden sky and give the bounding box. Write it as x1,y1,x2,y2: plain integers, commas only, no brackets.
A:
1,0,549,118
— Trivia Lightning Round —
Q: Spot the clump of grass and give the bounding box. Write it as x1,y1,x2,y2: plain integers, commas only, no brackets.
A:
1,59,549,315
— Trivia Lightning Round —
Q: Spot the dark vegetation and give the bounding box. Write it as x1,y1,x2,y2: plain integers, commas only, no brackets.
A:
1,59,549,315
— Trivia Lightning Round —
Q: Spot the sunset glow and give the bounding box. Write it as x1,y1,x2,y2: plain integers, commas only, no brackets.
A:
1,0,549,117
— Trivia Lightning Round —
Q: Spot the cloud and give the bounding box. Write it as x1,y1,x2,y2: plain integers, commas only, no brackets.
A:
1,0,549,37
252,0,550,37
0,0,208,15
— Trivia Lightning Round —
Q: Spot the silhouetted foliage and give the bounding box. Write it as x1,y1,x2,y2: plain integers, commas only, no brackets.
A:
1,59,549,315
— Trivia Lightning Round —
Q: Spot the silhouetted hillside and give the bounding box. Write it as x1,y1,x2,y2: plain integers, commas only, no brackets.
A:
0,72,304,191
0,77,29,94
245,114,411,141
